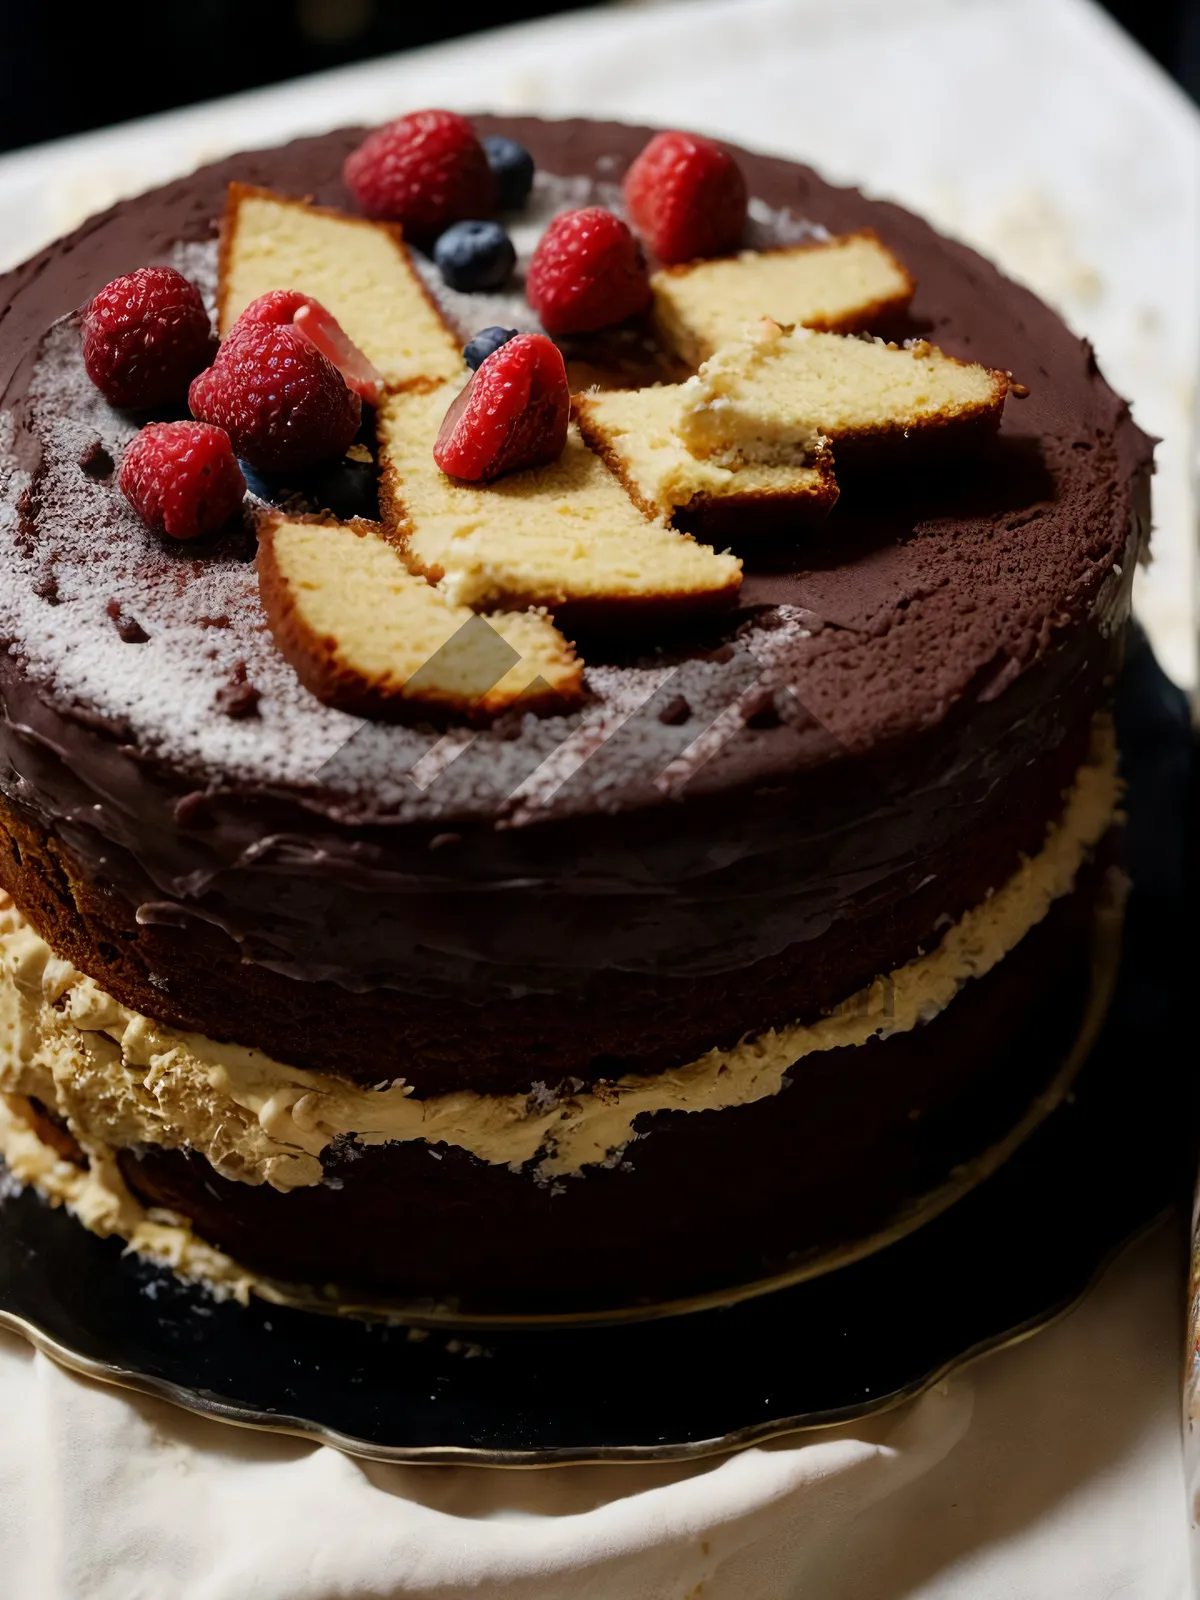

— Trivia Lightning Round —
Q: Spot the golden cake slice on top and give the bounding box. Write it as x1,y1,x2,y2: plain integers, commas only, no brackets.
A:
377,386,743,630
256,513,583,723
675,321,1010,466
653,231,914,367
574,383,839,536
218,184,463,390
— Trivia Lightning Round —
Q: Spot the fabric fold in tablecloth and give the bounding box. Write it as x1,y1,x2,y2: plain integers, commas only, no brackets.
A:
0,1226,1187,1599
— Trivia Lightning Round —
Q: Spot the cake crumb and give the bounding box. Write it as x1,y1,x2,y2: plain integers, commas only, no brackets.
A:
78,438,114,478
215,659,261,719
106,599,149,644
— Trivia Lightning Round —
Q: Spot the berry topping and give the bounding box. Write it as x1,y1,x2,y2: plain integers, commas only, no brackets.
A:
82,266,216,409
434,219,516,292
433,332,569,483
482,135,535,210
229,291,385,405
118,421,246,540
462,326,518,370
623,130,747,265
230,288,313,327
526,207,652,336
189,322,362,473
342,110,495,238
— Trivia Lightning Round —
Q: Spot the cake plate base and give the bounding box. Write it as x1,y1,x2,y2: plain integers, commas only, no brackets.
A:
0,630,1190,1465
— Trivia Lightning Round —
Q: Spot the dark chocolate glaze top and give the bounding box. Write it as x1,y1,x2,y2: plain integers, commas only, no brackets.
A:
0,118,1150,999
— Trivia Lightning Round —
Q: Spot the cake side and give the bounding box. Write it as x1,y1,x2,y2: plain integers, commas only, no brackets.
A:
0,719,1122,1309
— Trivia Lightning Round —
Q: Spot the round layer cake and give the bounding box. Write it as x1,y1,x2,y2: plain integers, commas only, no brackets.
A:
0,117,1148,1316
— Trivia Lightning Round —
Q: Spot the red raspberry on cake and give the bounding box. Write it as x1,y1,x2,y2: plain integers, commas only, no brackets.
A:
434,332,569,483
82,266,216,409
623,130,748,264
342,110,496,238
118,421,246,540
229,291,385,404
526,208,652,335
188,322,361,474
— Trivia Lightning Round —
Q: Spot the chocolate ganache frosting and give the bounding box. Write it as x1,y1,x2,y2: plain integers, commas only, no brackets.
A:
0,118,1150,1100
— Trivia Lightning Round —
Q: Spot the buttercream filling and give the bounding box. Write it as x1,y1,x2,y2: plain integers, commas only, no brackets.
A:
0,719,1118,1211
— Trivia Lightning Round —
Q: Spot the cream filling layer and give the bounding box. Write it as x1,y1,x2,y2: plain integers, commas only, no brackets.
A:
0,1094,262,1303
0,720,1118,1192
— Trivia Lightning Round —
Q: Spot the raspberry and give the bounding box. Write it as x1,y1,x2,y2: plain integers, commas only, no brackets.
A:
82,266,216,409
230,291,384,404
434,333,568,483
343,110,495,238
118,422,246,540
526,208,652,336
189,322,362,473
623,130,747,264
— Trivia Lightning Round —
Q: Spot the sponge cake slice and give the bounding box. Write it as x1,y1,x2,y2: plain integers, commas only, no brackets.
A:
256,513,583,723
377,386,742,631
676,322,1010,466
574,383,838,537
218,184,463,391
653,231,914,367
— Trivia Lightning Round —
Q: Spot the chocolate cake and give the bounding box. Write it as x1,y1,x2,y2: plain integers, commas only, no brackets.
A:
0,117,1148,1318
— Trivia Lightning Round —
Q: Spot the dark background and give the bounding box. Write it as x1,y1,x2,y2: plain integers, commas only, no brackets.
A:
0,0,1197,155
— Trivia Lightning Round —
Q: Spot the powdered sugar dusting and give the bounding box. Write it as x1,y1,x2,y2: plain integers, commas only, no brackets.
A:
746,198,831,251
0,316,361,789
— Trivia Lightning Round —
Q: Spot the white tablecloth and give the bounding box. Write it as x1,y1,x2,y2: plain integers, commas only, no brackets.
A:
0,1224,1187,1599
0,2,1195,1593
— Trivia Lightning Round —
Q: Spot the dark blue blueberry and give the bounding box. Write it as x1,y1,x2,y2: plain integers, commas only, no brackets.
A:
239,454,379,522
483,135,536,210
434,220,516,292
238,462,279,504
462,326,519,371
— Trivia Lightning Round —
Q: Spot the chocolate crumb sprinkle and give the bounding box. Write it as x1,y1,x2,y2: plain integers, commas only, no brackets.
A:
216,659,261,719
105,599,149,644
657,694,691,726
742,687,782,729
78,439,114,478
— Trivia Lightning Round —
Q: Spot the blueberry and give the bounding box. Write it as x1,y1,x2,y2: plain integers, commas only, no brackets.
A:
434,220,516,293
463,326,519,370
483,136,535,210
238,454,379,522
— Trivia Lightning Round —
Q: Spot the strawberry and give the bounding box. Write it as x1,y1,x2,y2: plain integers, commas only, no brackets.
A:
526,208,651,336
231,288,313,327
118,421,245,539
82,266,215,409
623,130,747,264
230,290,384,404
434,333,568,482
189,322,361,474
343,110,495,239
